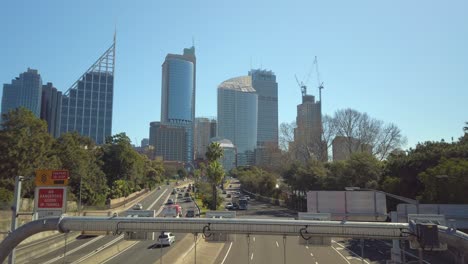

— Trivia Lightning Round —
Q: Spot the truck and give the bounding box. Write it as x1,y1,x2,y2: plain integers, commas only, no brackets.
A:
238,198,248,210
162,204,182,218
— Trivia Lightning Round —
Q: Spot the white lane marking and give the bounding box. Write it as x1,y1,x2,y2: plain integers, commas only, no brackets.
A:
220,241,233,264
253,236,255,242
100,241,138,264
315,262,318,264
41,236,103,264
72,236,124,263
331,240,370,264
305,245,309,249
330,245,351,264
251,252,254,260
147,189,168,209
276,241,279,247
378,250,384,254
310,252,314,257
74,189,169,263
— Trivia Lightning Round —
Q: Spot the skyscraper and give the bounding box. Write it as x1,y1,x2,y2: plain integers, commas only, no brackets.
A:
249,69,278,147
194,117,217,160
160,46,196,162
294,94,326,161
151,122,187,161
217,76,258,166
60,37,115,144
1,68,42,118
40,82,62,138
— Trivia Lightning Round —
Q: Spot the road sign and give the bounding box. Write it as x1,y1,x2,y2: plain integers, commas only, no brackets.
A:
35,170,69,186
34,187,67,219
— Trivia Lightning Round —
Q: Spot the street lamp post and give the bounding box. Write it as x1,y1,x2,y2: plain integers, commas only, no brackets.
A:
78,176,83,215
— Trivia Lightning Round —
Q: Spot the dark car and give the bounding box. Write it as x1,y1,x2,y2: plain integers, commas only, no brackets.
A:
184,192,190,197
185,209,195,218
226,194,231,198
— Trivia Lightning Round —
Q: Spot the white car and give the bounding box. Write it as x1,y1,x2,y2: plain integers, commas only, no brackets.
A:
225,202,234,210
132,203,143,210
155,232,175,246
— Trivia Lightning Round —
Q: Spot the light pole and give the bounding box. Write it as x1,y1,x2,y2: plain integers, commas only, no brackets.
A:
9,176,25,264
78,176,83,215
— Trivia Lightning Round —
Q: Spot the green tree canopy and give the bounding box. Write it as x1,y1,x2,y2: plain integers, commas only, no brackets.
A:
0,108,60,197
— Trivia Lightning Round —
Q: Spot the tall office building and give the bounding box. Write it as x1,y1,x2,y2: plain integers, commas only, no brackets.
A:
151,122,187,161
294,94,326,161
194,117,217,160
141,138,149,148
60,37,115,144
40,82,62,138
249,69,278,147
217,76,258,166
1,68,42,118
160,46,196,162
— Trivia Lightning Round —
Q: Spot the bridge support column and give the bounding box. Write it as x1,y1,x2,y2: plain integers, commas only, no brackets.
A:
390,211,403,263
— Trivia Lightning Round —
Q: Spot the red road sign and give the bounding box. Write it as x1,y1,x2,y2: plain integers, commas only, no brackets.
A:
37,188,65,208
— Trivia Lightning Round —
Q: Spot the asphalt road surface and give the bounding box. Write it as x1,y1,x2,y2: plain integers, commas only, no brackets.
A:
24,183,181,264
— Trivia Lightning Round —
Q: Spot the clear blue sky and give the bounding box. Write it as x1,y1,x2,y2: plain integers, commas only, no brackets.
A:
1,0,467,148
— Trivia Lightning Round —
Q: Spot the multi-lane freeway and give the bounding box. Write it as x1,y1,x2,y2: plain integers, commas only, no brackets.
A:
16,179,443,264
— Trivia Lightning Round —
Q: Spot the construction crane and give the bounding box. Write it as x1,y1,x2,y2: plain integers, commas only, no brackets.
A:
314,56,324,103
295,74,307,98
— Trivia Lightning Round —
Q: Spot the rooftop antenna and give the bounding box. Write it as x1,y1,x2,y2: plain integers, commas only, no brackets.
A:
314,56,324,103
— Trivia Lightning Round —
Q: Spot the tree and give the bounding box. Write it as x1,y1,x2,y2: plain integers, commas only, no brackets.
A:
418,158,468,203
54,132,108,205
101,133,146,192
332,108,406,161
0,108,60,197
344,152,382,187
205,142,224,210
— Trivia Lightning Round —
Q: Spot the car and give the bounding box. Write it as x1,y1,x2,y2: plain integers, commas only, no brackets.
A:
184,197,192,202
184,192,190,197
167,198,174,205
222,190,227,194
231,203,239,210
157,186,161,190
177,193,183,198
225,202,233,210
155,232,175,246
244,195,250,201
132,203,143,210
185,209,195,218
226,194,232,198
171,189,177,195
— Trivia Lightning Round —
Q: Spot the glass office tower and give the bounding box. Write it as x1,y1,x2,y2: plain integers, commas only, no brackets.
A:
60,38,115,144
160,46,196,162
1,68,42,118
217,76,258,166
249,69,278,147
41,82,62,138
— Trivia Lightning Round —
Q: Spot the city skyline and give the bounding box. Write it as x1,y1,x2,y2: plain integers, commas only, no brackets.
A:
1,1,467,149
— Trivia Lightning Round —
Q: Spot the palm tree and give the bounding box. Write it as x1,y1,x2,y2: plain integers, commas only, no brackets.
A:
207,161,225,210
205,142,225,210
206,142,224,162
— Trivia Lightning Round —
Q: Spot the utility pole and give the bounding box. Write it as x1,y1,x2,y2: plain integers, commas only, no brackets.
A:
8,176,24,264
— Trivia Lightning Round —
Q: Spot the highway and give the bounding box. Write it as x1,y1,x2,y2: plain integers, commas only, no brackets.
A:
22,183,183,264
18,179,443,264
